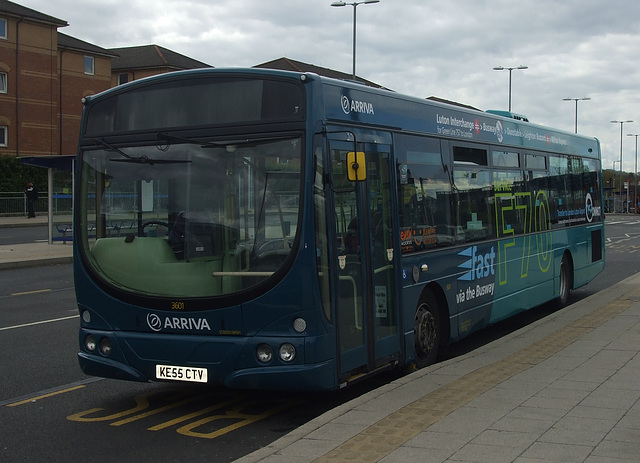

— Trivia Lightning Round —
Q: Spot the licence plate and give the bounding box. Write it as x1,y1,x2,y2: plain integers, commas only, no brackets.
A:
156,364,208,383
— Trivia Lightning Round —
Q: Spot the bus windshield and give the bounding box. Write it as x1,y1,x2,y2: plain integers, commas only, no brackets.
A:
79,135,302,298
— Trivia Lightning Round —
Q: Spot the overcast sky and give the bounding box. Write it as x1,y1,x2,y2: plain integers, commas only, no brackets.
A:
19,0,640,173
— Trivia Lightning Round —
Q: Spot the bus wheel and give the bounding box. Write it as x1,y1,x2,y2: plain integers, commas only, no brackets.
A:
557,254,572,308
414,293,440,368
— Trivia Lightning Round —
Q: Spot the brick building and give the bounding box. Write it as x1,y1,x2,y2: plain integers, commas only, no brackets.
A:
0,0,210,161
109,44,210,87
57,32,117,157
0,0,116,158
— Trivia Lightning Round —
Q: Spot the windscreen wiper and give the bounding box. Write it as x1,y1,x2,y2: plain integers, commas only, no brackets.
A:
96,138,191,165
157,132,292,151
157,132,253,150
157,132,234,149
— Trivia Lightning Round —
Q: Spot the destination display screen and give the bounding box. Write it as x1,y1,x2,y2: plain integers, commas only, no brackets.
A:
85,76,305,136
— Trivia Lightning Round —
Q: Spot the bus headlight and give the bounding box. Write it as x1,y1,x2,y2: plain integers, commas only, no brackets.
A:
85,335,97,352
99,337,112,356
293,318,307,333
279,343,296,363
257,344,273,363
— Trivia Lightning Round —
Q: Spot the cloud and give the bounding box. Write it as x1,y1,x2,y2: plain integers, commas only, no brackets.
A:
18,0,640,171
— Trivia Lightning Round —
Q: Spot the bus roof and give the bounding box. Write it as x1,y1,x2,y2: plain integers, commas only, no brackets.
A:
310,73,599,159
83,67,600,160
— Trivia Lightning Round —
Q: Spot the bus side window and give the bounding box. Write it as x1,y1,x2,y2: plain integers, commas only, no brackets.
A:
492,170,525,236
395,133,452,252
453,169,493,242
549,155,570,226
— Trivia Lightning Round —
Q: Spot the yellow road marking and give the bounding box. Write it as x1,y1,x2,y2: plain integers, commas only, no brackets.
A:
147,397,241,431
111,393,228,427
176,400,301,439
8,385,85,407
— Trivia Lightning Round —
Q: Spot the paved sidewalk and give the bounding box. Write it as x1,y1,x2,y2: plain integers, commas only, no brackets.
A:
0,214,50,228
237,274,640,463
0,215,72,269
0,241,73,269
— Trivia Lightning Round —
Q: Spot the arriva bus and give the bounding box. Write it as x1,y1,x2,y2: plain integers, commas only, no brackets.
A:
75,68,604,391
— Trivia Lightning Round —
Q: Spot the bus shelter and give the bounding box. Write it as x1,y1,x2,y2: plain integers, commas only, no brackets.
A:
19,155,75,244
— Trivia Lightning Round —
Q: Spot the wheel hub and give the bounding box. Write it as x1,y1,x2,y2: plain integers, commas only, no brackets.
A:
415,307,436,358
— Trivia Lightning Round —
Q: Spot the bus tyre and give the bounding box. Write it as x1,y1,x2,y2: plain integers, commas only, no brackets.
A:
557,254,572,308
414,293,440,369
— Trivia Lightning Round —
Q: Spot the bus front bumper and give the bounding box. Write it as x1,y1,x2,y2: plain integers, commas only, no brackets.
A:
78,351,336,391
224,360,336,391
78,351,149,382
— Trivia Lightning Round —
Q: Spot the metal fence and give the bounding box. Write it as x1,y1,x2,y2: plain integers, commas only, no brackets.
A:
0,192,72,217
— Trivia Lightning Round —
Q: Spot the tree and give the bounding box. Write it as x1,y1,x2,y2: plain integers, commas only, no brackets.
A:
0,155,48,192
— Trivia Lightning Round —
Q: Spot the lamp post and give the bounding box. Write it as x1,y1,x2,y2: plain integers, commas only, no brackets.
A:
331,1,380,81
627,133,639,213
493,65,528,111
612,120,633,213
613,160,620,212
562,97,590,133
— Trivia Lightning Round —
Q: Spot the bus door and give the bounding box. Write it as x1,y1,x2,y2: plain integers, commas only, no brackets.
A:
329,139,400,378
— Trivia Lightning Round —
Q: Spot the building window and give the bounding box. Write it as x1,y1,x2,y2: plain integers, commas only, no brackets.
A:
0,72,6,93
0,18,7,39
84,56,95,75
0,126,7,147
118,73,129,85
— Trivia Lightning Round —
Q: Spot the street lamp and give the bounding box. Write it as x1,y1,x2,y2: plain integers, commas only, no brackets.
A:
627,133,639,213
612,120,633,213
331,1,380,81
493,65,528,111
562,97,590,133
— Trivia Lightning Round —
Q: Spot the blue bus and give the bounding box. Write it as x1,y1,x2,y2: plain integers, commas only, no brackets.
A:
74,68,604,390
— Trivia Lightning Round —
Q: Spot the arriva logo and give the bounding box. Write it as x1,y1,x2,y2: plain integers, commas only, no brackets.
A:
146,313,211,332
457,245,496,281
341,95,375,115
